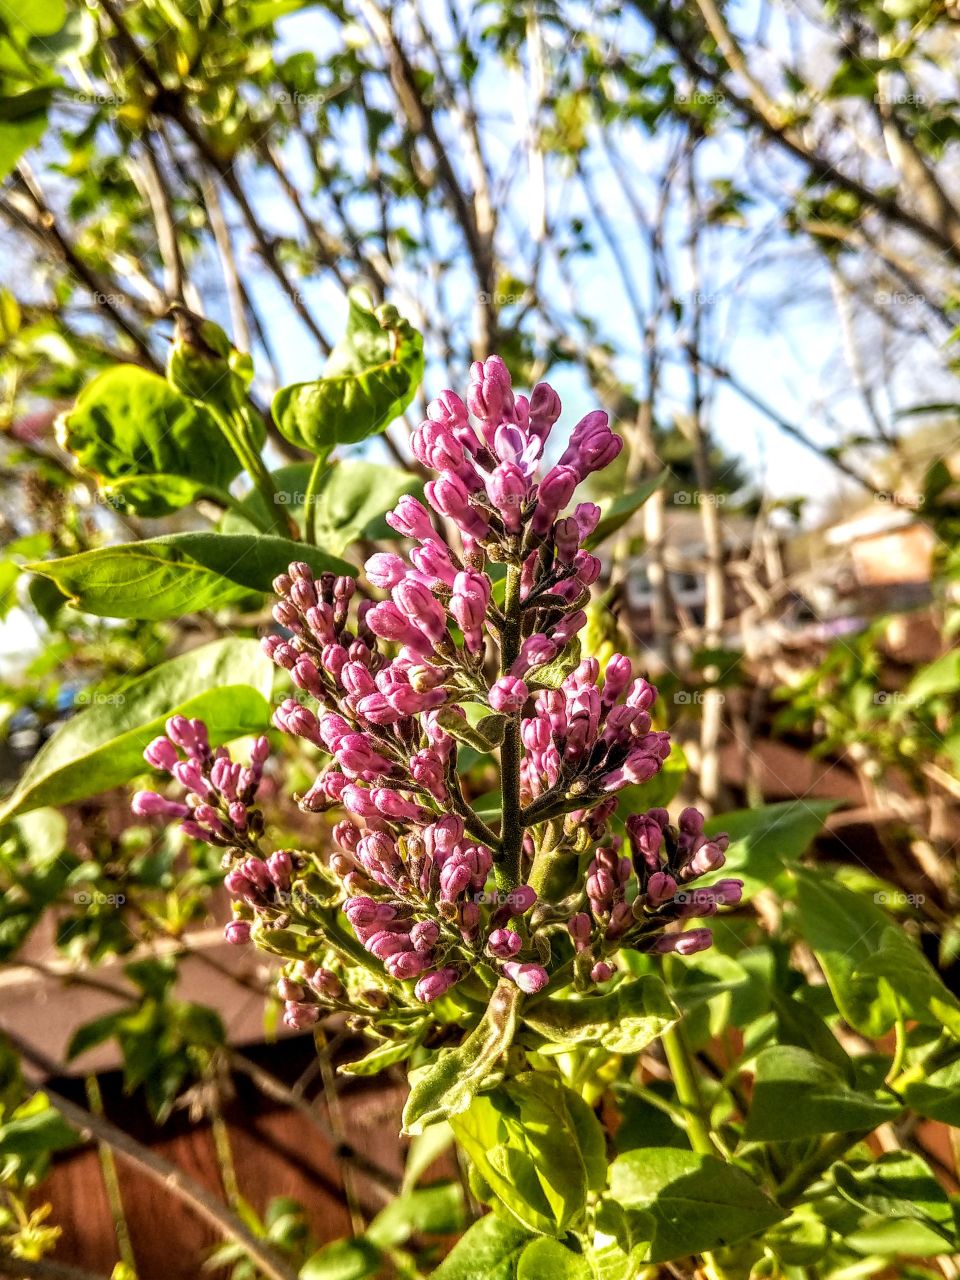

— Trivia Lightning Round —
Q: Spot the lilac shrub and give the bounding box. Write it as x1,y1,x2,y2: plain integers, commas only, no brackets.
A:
134,356,740,1051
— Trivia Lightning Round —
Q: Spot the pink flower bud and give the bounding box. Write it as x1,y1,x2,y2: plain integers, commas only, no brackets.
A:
487,463,528,531
574,551,602,585
386,495,439,542
411,920,440,949
529,381,562,444
267,851,292,892
449,570,491,652
591,961,615,983
144,737,178,771
646,871,678,906
365,552,409,590
283,1002,320,1029
410,541,458,587
512,633,558,677
224,920,252,945
278,977,305,1002
487,928,522,959
656,927,713,956
503,961,549,994
489,675,528,714
554,516,580,563
534,464,578,532
385,949,433,979
415,966,460,1002
131,791,189,819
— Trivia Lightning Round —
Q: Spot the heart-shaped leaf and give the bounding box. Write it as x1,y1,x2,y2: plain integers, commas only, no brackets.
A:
273,289,423,453
58,366,243,516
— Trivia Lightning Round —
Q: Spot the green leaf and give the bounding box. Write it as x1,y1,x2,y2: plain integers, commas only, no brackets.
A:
339,1029,424,1077
0,86,52,182
904,649,960,702
794,871,900,1037
0,1093,79,1184
58,366,242,516
430,1213,533,1280
744,1045,901,1141
517,1239,591,1280
366,1182,464,1248
303,460,421,555
0,638,273,820
705,800,838,897
606,1148,783,1263
13,0,67,36
272,288,423,452
435,706,507,753
524,975,678,1054
223,460,419,550
833,1153,957,1248
902,1057,960,1126
584,470,667,550
66,1011,124,1062
299,1238,382,1280
451,1073,606,1235
23,533,354,620
402,1121,454,1193
856,926,960,1036
771,993,855,1083
402,980,521,1135
526,640,581,691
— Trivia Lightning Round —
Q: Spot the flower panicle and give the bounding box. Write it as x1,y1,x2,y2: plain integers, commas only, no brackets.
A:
132,357,742,1020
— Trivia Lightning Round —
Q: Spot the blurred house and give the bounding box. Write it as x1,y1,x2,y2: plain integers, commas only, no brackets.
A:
621,508,774,639
797,502,935,621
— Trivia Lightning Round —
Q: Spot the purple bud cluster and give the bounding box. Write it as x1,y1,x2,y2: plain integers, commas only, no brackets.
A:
133,716,269,848
132,357,742,1028
520,655,670,800
560,804,742,977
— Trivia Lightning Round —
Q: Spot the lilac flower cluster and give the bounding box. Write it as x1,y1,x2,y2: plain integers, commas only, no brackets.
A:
133,357,742,1030
133,716,269,847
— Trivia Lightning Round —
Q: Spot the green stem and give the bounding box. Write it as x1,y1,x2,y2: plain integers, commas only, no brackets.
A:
661,1022,734,1280
528,819,565,897
661,1022,716,1158
776,1130,866,1207
210,405,286,534
210,1104,241,1212
85,1076,137,1277
303,450,330,546
886,1006,907,1085
496,564,523,890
